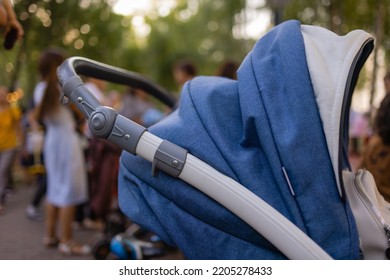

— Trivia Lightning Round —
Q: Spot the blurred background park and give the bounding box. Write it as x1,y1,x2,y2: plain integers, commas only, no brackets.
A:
2,0,389,112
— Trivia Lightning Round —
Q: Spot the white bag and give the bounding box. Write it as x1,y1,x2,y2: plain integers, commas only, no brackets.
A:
343,169,390,259
25,128,44,155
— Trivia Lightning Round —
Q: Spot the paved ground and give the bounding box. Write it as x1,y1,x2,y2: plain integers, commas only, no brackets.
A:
0,180,183,260
0,182,100,260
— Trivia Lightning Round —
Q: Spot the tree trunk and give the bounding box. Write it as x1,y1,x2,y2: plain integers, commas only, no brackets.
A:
369,0,385,112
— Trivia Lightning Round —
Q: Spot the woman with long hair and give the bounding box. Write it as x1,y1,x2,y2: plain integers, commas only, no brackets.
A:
35,48,90,255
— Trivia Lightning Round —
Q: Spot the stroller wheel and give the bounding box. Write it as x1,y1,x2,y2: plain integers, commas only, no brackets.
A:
93,239,110,260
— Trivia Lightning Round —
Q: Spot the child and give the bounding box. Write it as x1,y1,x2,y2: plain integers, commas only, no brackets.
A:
0,86,21,214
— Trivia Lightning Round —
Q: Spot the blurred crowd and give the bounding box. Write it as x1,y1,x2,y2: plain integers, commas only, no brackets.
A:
0,37,241,258
0,46,170,256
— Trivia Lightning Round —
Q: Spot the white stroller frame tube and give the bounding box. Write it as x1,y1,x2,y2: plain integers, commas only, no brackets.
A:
139,132,332,260
57,57,332,260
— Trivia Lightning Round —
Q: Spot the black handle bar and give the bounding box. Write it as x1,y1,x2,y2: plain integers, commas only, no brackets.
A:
57,56,177,109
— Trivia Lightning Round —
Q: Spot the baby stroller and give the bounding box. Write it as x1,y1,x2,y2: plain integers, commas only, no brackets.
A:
58,20,389,260
91,209,169,260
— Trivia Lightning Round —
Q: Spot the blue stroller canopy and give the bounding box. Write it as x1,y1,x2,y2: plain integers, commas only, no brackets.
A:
57,20,375,259
117,20,373,259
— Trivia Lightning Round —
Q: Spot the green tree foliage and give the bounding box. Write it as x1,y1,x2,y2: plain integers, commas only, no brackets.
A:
3,0,252,103
5,0,389,106
281,0,379,34
281,0,390,107
5,0,128,104
122,0,249,91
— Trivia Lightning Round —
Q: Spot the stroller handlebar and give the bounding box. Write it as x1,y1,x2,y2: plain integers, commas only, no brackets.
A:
57,56,176,155
57,56,177,108
57,57,150,155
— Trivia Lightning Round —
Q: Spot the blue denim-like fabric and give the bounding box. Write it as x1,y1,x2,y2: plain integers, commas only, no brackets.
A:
118,20,360,259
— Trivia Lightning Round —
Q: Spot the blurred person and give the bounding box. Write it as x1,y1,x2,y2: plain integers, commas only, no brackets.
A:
107,89,121,110
216,60,239,80
66,78,104,229
85,86,166,231
35,48,90,255
141,107,165,127
0,85,21,214
384,71,390,95
173,59,197,93
0,0,23,47
21,106,45,221
86,134,121,230
120,87,166,127
120,87,155,125
24,46,85,221
81,78,120,231
84,77,107,105
360,93,390,203
23,51,59,221
349,108,369,157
